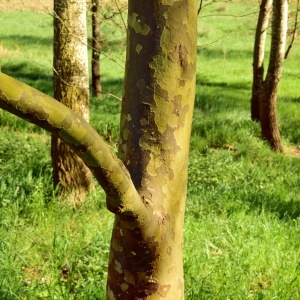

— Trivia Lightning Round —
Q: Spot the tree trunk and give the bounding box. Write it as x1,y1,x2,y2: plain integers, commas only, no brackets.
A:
91,0,102,97
260,0,288,152
0,0,197,297
284,0,300,59
106,0,197,299
251,0,273,122
53,0,93,204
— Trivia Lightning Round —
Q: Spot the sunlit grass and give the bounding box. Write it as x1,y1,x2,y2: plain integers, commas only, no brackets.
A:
1,1,300,299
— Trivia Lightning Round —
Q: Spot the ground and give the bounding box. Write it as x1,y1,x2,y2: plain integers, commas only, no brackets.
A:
0,0,127,12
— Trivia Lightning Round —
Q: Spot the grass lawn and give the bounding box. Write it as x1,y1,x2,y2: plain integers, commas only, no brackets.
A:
1,1,300,299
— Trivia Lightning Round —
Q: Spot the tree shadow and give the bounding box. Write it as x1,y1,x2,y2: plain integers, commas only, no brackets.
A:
283,97,300,104
195,77,251,113
1,35,52,49
245,191,300,220
197,47,254,60
1,63,53,95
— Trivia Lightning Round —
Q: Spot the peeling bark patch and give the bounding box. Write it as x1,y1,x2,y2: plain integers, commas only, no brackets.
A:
167,246,172,255
112,239,123,252
158,284,171,297
140,118,148,126
20,93,49,121
129,12,151,35
124,270,135,285
107,287,116,300
168,44,189,69
138,121,180,181
136,78,146,94
120,282,129,292
172,95,189,127
155,84,169,101
114,260,123,274
136,43,143,54
178,79,186,87
137,280,159,297
155,211,170,225
58,113,76,132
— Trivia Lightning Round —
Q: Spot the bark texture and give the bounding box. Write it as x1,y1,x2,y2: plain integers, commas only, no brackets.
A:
53,0,93,204
260,0,288,152
0,73,143,218
91,0,102,97
107,0,197,299
284,0,299,59
251,0,273,122
0,0,197,297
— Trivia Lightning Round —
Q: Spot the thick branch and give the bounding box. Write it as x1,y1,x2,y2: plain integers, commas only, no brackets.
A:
0,72,148,224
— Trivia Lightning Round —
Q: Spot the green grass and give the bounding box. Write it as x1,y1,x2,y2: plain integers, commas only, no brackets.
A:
1,1,300,299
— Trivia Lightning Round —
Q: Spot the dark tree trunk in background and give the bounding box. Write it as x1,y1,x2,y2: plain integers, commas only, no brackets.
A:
53,0,93,204
91,0,102,97
251,0,273,122
260,0,288,152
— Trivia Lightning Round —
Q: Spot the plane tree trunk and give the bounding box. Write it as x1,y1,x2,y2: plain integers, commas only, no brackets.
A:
0,0,197,297
105,1,197,299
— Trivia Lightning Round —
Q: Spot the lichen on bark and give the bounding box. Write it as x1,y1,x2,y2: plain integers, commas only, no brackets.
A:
107,0,197,298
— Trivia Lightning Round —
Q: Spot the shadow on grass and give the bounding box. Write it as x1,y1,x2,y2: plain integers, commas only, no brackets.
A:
244,191,300,220
1,63,53,95
285,97,300,104
197,47,254,60
87,36,126,53
196,78,250,90
188,185,300,221
1,63,125,101
1,35,52,49
195,80,251,113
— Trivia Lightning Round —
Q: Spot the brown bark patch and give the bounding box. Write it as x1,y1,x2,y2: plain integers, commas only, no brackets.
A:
158,284,171,296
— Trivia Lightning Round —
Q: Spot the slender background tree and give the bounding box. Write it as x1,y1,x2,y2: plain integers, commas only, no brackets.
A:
285,0,300,59
259,0,288,152
91,0,102,97
251,0,273,122
52,0,93,204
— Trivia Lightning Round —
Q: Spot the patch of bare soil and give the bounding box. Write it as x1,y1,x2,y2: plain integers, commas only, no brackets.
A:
283,146,300,158
0,44,18,57
0,0,53,12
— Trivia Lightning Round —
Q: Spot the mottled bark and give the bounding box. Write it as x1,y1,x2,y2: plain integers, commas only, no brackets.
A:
260,0,288,152
0,0,197,297
0,73,144,219
91,0,102,97
107,0,197,299
53,0,93,204
251,0,272,122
